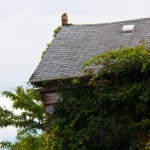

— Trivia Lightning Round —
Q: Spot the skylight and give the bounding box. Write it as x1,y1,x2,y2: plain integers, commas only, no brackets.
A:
122,25,135,33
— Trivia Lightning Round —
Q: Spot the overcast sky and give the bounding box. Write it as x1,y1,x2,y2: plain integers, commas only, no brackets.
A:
1,0,150,144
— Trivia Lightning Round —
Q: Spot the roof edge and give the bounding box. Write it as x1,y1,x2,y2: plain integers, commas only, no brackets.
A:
68,17,150,26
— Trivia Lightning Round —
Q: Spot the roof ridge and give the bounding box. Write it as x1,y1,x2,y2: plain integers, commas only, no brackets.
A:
69,17,150,26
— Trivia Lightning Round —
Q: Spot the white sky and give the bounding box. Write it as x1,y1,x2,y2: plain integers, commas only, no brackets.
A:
0,0,150,144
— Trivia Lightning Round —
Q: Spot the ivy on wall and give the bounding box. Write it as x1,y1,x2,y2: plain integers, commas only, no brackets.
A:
1,41,150,150
46,41,150,150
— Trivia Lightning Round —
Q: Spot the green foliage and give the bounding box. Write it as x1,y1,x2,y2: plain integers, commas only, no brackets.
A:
53,26,62,37
0,141,12,149
53,23,73,37
1,126,62,150
2,42,150,150
0,84,46,149
1,85,45,131
10,134,41,150
45,42,150,149
41,43,51,59
146,139,150,149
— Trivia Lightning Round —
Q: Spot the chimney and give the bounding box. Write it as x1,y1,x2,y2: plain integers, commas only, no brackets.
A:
61,13,68,26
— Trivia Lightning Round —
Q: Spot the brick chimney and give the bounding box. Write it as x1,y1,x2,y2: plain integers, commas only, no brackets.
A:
61,13,68,26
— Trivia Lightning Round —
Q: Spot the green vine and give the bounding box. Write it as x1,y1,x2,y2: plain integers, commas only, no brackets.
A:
41,43,51,59
45,42,150,150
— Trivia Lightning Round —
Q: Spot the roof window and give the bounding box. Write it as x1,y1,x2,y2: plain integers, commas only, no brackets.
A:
122,25,135,33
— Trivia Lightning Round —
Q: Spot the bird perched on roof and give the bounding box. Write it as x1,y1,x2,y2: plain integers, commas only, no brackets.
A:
61,13,68,26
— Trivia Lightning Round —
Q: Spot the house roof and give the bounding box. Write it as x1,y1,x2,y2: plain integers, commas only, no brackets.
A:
29,17,150,83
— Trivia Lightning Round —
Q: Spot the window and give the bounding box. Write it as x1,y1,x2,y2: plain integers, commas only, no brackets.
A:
122,25,135,33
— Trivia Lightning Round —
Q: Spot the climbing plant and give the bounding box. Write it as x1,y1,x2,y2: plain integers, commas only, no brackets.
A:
1,42,150,150
46,41,150,150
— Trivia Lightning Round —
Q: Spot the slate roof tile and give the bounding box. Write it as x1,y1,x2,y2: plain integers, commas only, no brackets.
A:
29,17,150,83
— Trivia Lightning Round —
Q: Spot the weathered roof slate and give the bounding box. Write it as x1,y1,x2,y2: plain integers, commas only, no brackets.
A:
29,17,150,83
